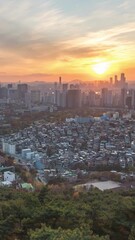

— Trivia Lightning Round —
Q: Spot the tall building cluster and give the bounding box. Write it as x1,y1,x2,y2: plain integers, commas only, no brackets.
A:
52,74,133,109
114,73,128,88
0,73,135,110
54,77,81,108
0,83,41,107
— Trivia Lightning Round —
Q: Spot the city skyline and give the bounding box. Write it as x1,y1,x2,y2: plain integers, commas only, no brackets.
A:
0,0,135,82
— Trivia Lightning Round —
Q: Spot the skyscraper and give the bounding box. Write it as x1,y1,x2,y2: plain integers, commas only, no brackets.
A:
31,90,41,104
101,88,108,107
121,88,127,107
88,91,96,107
101,88,112,107
59,76,62,85
115,75,118,86
67,89,81,108
17,84,28,103
121,73,126,83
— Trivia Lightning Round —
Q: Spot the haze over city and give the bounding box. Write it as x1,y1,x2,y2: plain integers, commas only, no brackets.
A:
0,0,135,82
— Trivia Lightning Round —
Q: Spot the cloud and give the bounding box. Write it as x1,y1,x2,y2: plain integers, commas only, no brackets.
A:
0,0,135,79
0,0,87,62
0,72,54,83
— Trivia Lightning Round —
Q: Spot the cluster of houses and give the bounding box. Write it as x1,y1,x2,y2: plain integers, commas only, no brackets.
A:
1,112,135,185
0,167,15,187
0,162,34,190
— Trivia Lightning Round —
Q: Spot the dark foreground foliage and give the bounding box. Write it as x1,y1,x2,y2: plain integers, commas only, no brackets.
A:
0,186,135,240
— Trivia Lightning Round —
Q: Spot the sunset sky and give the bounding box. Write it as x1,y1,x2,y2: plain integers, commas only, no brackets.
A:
0,0,135,82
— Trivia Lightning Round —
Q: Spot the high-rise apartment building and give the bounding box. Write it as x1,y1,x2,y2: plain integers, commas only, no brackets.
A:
31,90,41,104
121,88,127,107
17,84,28,103
67,89,81,108
101,88,112,107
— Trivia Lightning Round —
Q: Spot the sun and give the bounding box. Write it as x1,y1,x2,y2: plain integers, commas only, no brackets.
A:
92,62,109,75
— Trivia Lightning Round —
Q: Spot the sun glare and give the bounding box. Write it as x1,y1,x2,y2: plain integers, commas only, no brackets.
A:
92,62,109,75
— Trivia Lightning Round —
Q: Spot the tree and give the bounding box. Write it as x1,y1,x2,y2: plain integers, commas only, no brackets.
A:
29,225,110,240
38,186,49,204
128,225,135,240
0,215,15,240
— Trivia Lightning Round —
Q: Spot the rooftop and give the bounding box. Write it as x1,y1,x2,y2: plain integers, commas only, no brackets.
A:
77,180,121,191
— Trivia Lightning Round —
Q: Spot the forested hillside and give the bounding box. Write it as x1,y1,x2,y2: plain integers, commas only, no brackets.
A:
0,186,135,240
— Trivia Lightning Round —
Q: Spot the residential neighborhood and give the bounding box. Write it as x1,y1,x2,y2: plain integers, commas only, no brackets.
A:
1,111,135,190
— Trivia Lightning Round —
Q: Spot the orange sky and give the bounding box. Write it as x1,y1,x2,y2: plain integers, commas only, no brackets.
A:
0,0,135,82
